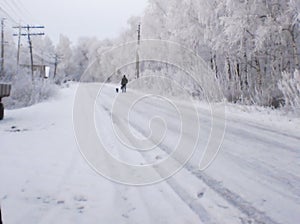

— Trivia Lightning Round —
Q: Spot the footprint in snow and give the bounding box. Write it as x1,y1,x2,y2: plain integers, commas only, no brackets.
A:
197,192,205,198
155,155,163,160
74,195,88,202
57,200,65,205
7,126,29,133
122,214,129,219
77,206,85,214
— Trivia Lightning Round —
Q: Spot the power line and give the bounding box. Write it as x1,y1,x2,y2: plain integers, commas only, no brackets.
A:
2,0,23,23
0,6,18,25
12,0,42,25
0,2,24,25
8,0,29,19
0,0,43,28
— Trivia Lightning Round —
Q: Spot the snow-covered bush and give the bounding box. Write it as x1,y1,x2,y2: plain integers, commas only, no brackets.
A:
3,71,58,109
278,70,300,113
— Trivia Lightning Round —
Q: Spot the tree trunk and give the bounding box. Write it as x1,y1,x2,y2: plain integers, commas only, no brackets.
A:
255,57,262,92
284,26,299,70
214,53,218,78
227,57,232,80
236,62,242,91
243,36,249,91
291,30,299,69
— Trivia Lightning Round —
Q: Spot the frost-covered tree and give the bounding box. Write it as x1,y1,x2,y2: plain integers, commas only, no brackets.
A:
0,29,17,81
213,0,300,105
55,34,73,83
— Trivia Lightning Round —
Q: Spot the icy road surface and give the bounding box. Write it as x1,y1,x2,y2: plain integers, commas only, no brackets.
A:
0,83,299,224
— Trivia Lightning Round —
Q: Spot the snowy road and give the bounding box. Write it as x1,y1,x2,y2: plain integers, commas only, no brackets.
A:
0,83,299,224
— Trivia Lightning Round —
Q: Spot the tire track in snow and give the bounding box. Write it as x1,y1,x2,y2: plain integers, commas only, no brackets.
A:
98,86,284,224
99,103,203,224
165,178,216,224
153,140,282,224
119,120,241,224
222,150,300,201
228,118,300,142
190,169,281,224
128,117,282,224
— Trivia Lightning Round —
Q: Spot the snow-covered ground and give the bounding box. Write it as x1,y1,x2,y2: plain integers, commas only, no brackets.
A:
0,83,299,224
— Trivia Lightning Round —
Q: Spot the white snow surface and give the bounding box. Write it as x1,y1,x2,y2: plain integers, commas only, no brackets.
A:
0,83,299,224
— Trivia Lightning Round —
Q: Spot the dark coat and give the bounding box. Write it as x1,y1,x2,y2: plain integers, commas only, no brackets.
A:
121,76,128,86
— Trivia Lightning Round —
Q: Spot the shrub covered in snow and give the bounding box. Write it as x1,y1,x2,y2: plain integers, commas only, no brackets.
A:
2,71,58,109
278,70,300,113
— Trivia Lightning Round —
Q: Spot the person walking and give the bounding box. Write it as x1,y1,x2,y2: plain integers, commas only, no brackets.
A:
121,75,128,93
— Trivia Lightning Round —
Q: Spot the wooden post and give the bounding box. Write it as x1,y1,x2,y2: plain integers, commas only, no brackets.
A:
27,26,34,82
16,23,21,74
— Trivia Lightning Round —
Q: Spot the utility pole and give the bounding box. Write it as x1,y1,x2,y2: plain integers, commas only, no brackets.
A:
136,24,141,79
0,18,5,77
27,26,34,81
16,23,21,67
13,25,45,82
137,24,141,45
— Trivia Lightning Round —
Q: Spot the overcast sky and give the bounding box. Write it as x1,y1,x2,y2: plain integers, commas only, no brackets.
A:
13,0,148,44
